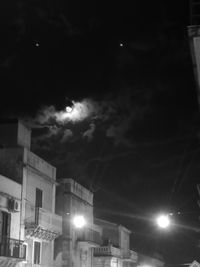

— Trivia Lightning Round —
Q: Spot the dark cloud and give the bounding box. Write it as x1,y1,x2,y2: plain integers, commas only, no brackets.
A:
61,129,73,143
82,123,96,141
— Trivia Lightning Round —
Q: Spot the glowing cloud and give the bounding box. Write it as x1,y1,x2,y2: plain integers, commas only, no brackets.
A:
36,99,99,125
57,99,98,122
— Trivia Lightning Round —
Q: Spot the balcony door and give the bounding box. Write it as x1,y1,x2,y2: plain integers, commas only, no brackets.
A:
0,211,11,256
35,188,43,208
0,211,10,240
35,188,43,223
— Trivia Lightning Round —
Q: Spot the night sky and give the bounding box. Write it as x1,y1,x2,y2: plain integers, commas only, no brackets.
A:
0,0,200,264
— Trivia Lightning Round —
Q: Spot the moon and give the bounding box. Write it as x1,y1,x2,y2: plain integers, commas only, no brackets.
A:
66,106,73,113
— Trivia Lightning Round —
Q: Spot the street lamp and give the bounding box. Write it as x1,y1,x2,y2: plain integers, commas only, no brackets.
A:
156,214,171,229
72,215,87,229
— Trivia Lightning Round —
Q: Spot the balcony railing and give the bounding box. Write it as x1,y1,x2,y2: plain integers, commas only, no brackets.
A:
77,228,102,245
129,250,138,262
93,245,122,258
0,236,26,260
25,205,62,240
35,207,62,233
94,246,138,261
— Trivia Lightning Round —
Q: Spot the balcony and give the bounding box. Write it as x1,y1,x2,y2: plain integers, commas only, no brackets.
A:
93,245,122,258
25,206,62,241
0,237,26,260
122,250,138,262
129,250,138,262
77,228,102,246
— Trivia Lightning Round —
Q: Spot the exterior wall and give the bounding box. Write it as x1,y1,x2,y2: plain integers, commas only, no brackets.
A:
0,120,31,149
0,174,21,199
0,147,24,183
17,121,31,149
0,120,61,267
23,154,58,267
41,241,53,265
95,219,131,251
25,168,54,212
137,253,164,267
55,178,100,267
25,150,56,181
93,219,137,267
119,226,130,257
95,219,120,247
0,174,22,240
93,256,123,267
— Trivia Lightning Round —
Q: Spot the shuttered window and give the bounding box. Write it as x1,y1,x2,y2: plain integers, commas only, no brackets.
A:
34,241,41,264
35,188,43,208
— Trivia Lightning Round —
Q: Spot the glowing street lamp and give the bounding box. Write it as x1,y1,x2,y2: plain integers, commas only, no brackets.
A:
156,214,171,229
72,215,86,229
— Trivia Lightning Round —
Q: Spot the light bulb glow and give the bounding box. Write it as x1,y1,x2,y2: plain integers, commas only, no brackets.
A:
72,215,86,228
156,214,170,229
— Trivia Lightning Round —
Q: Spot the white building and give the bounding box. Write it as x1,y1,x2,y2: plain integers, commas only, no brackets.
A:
93,218,138,267
55,178,102,267
0,174,26,267
0,119,164,267
0,119,62,267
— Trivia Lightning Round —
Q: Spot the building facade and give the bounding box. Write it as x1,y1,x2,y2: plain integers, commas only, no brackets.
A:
0,120,62,267
93,218,138,267
0,119,164,267
0,174,26,267
55,178,102,267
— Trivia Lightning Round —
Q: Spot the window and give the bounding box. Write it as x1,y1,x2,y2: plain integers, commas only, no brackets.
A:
34,241,41,264
35,188,43,208
0,211,11,239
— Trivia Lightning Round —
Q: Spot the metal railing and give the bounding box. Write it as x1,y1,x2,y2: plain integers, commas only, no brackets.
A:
0,236,26,259
129,250,138,262
25,205,62,233
93,245,122,257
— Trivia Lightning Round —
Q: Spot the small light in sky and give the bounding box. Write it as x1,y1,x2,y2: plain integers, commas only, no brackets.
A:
35,42,40,47
120,43,124,47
